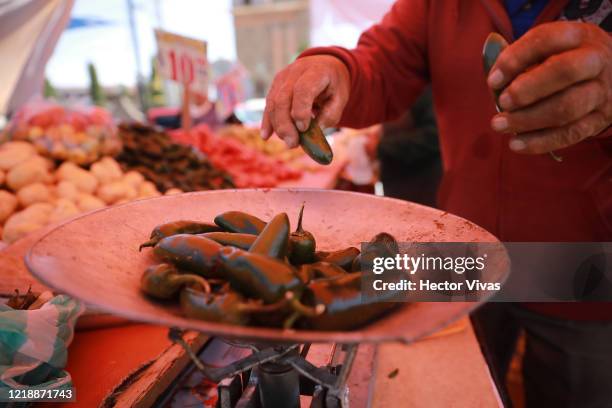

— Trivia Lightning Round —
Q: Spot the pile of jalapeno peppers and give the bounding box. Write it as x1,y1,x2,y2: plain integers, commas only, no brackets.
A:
139,205,399,330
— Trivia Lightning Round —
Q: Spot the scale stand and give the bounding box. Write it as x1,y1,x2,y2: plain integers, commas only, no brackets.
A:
169,328,359,408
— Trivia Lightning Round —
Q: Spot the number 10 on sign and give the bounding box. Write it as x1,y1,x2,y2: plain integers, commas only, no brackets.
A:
154,29,208,91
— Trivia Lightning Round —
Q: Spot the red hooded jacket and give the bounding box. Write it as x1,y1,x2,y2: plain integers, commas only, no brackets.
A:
301,0,612,320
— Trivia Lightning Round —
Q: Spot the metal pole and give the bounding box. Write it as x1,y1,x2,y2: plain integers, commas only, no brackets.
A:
126,0,146,111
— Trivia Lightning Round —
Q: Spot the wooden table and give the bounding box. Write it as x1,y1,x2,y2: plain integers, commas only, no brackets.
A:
1,226,501,407
1,166,501,406
373,318,502,407
40,318,500,407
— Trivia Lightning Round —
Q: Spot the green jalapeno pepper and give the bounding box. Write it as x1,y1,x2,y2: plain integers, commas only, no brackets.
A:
295,265,315,284
300,273,399,331
141,263,211,299
370,232,400,254
214,211,266,234
482,33,507,109
249,212,290,259
139,220,221,250
154,234,224,278
180,287,249,325
352,232,399,272
314,250,330,261
298,121,333,165
288,204,316,265
200,232,257,250
318,247,360,271
181,286,292,326
218,246,303,304
301,261,346,280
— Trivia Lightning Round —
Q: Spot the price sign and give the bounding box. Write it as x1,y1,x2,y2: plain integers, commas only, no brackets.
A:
154,29,208,92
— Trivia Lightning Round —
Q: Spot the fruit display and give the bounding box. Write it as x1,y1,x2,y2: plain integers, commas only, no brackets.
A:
170,125,302,188
0,141,164,244
7,102,121,165
217,122,333,166
216,125,303,163
139,205,400,330
116,123,235,192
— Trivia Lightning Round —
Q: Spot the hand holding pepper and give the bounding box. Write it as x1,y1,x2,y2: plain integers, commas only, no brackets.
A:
488,21,612,154
261,55,350,148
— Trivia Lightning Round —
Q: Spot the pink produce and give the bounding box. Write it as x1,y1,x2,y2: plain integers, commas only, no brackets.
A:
170,125,301,188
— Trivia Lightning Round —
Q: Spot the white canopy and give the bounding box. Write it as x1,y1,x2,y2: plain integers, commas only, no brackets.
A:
309,0,395,48
0,0,74,116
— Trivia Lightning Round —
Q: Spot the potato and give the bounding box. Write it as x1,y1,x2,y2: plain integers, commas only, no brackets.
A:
0,141,36,171
48,199,80,224
55,161,78,179
2,219,45,243
56,162,98,194
2,203,53,243
19,202,54,223
0,190,18,223
17,183,52,207
122,171,145,189
56,181,79,201
90,157,123,184
165,188,183,195
101,156,123,173
6,156,53,191
76,193,106,212
96,181,136,204
138,181,161,198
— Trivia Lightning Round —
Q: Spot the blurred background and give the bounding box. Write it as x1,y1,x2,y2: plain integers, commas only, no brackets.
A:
3,0,394,117
0,0,440,246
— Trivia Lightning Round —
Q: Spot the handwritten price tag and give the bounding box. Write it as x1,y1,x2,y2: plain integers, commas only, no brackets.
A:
154,29,208,91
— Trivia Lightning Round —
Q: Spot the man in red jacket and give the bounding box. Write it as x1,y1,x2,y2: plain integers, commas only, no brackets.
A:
262,0,611,406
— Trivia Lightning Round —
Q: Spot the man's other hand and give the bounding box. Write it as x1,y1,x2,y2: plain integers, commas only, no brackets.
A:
488,22,612,154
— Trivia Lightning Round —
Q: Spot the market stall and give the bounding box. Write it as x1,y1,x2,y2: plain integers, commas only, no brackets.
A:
6,0,604,406
13,190,506,407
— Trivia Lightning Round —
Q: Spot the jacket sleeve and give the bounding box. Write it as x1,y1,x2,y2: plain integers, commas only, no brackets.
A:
594,32,612,139
299,0,430,129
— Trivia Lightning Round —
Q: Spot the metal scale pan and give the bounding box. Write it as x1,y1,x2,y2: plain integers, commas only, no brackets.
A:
25,189,510,345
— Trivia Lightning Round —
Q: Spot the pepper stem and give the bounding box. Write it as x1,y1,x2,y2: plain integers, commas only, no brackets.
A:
174,274,212,294
138,240,156,251
296,202,305,233
283,311,301,329
282,291,325,329
238,298,287,313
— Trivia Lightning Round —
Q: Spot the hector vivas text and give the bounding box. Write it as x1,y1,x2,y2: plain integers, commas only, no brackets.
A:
370,253,501,292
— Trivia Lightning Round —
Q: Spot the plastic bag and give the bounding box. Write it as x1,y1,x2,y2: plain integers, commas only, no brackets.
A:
0,295,84,397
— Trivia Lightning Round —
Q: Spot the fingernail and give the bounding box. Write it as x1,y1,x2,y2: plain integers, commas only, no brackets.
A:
491,116,509,132
260,128,270,139
296,121,307,132
488,69,504,88
499,93,514,110
509,139,526,151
